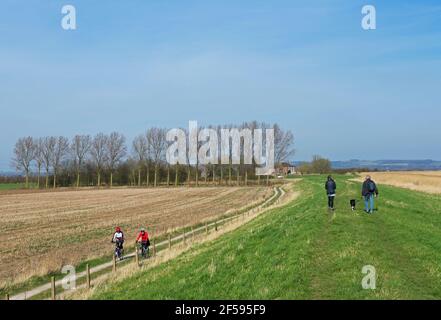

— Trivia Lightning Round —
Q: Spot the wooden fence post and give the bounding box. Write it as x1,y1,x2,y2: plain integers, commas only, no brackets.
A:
5,294,9,300
112,254,116,273
168,234,172,249
51,276,56,300
205,222,208,235
135,245,139,266
215,220,218,231
86,264,91,289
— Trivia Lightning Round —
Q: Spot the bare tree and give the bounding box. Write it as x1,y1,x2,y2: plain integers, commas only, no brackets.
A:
147,128,167,187
107,132,127,187
71,135,91,188
132,134,148,187
127,158,137,186
12,137,35,188
144,133,152,187
175,162,179,187
90,133,108,187
33,137,44,188
51,136,69,188
41,137,56,188
273,124,295,165
216,125,224,185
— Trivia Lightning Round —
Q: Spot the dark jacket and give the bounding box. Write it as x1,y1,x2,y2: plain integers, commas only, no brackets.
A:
362,179,379,197
325,179,336,195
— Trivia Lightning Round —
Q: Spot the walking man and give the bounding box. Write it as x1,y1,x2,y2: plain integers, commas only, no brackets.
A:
362,175,379,213
325,175,337,210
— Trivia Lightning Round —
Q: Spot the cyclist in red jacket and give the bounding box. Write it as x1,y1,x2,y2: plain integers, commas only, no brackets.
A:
136,227,150,258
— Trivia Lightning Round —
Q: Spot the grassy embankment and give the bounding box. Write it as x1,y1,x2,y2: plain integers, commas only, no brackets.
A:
91,175,441,299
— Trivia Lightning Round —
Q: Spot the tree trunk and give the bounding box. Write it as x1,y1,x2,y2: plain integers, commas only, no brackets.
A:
204,166,207,184
146,165,150,187
187,165,191,187
37,165,41,189
245,169,248,186
166,165,170,186
25,171,29,189
266,174,269,186
97,172,101,188
195,164,199,187
258,175,261,185
175,164,179,187
138,168,141,187
228,163,232,185
220,165,223,185
53,172,57,189
154,165,158,187
110,172,113,188
236,167,240,186
45,169,49,189
76,171,80,188
212,164,215,184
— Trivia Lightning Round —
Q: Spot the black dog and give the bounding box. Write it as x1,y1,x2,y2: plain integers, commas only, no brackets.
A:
350,199,356,211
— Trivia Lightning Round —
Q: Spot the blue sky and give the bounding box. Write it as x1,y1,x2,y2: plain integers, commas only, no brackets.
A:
1,0,441,170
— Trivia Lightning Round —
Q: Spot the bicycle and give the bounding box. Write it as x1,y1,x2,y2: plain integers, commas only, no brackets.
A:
112,239,124,260
137,240,150,259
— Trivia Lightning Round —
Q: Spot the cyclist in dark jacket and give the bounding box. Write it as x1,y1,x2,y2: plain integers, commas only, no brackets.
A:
325,175,337,210
362,175,379,213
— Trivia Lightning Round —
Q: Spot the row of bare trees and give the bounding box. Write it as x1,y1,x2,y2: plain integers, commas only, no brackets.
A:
11,122,294,189
12,133,126,189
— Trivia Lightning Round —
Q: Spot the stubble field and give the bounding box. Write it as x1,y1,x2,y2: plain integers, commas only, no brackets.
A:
360,171,441,194
0,186,272,288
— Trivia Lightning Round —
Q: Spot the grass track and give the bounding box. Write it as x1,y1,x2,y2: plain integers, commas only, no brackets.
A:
92,175,441,299
0,183,36,190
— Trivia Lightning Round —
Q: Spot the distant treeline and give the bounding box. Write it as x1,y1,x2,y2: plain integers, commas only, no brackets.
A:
296,156,332,174
0,175,28,184
10,121,295,189
296,156,377,174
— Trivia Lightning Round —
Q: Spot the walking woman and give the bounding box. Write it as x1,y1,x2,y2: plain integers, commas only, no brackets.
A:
325,175,337,210
362,175,379,213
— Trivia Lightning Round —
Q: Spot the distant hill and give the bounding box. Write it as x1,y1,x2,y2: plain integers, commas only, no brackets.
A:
330,160,441,171
293,160,441,171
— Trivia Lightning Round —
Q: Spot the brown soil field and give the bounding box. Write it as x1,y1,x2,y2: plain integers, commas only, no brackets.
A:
0,186,272,288
358,171,441,194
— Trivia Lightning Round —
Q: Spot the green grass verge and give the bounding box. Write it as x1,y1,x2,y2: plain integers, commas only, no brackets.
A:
91,175,441,300
0,183,37,190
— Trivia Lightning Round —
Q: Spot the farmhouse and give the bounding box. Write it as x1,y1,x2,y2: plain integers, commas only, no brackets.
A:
275,162,297,176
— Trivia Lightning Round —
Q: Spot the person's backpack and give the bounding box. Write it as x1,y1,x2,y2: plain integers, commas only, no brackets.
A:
368,180,376,193
326,180,335,191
